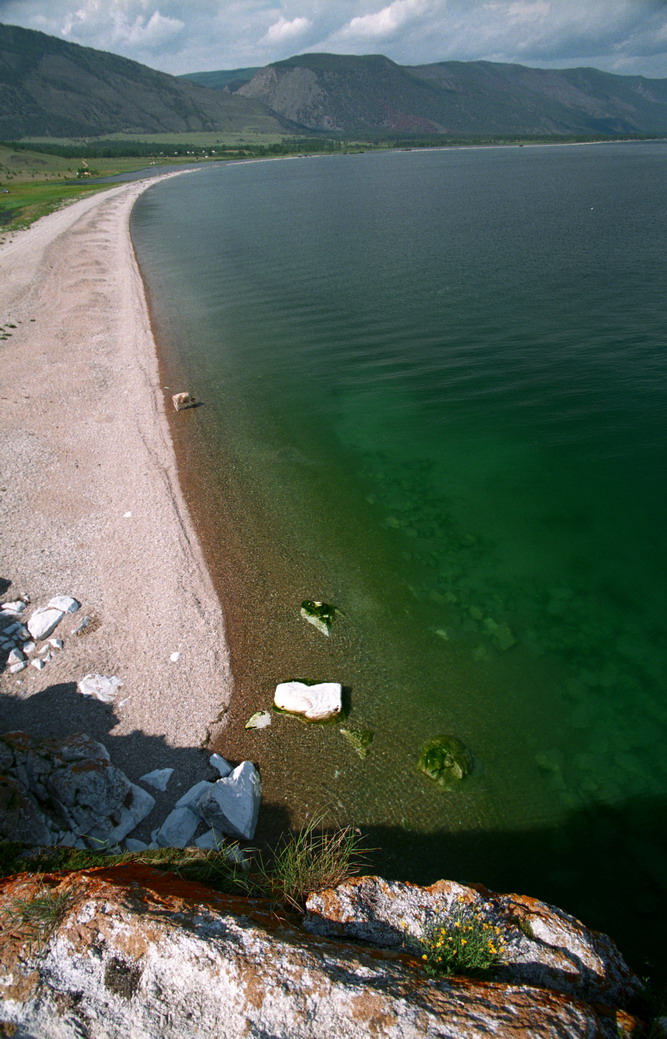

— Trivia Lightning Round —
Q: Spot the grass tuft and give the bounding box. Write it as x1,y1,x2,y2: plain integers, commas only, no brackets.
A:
2,885,74,953
256,814,370,910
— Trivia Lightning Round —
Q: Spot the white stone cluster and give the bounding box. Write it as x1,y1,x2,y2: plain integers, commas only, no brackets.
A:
1,593,84,675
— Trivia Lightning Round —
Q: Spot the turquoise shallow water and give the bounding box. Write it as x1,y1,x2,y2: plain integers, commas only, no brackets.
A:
131,142,667,973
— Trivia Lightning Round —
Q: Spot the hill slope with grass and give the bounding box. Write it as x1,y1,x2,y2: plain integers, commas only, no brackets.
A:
235,52,667,135
0,23,292,139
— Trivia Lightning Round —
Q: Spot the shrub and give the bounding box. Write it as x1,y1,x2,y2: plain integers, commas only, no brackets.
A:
2,885,73,952
418,904,506,979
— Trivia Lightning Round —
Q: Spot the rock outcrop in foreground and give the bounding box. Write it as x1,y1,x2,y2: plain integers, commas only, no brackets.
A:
0,865,645,1038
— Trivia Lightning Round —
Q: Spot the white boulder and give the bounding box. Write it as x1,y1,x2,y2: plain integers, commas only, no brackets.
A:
102,784,155,846
78,674,123,703
48,595,80,614
27,606,64,641
196,761,261,840
154,805,200,848
274,680,343,721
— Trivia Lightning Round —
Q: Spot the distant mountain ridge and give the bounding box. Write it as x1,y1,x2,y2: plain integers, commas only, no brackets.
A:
2,21,666,141
233,52,667,136
0,24,292,138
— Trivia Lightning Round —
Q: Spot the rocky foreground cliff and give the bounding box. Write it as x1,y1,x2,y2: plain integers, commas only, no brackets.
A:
0,863,656,1038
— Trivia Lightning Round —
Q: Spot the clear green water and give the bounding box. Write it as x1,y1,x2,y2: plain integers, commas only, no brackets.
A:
131,143,667,973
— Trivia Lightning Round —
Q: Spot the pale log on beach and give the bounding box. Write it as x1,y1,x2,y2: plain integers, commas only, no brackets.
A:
0,177,232,769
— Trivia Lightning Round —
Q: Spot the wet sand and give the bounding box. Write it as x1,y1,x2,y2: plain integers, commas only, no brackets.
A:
0,175,233,790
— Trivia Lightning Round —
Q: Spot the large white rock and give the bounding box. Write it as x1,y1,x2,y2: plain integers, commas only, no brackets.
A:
154,805,200,848
196,761,261,840
175,780,214,809
27,606,64,641
77,674,123,703
274,680,343,721
48,595,81,614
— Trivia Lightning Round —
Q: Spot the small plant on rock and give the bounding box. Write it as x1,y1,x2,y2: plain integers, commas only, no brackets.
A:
2,884,73,953
258,814,370,910
418,903,507,979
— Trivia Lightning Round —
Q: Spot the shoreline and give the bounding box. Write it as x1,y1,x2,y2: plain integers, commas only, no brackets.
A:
0,174,233,793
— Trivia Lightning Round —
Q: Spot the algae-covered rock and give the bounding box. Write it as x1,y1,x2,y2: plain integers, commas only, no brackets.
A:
417,734,474,789
301,600,339,636
340,727,374,759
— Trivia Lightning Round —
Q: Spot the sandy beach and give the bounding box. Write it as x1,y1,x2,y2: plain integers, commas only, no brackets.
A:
0,175,233,797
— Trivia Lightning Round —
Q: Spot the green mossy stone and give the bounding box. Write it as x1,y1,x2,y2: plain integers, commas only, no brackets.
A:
300,600,339,636
339,727,374,759
416,735,474,790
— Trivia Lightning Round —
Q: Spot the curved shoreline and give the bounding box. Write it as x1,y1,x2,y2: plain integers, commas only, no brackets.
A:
0,175,233,781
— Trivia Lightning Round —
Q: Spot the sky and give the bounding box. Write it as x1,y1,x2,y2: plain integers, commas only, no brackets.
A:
1,0,666,78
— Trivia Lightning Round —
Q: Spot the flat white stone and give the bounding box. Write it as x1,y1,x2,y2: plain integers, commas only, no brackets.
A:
22,641,36,654
8,647,26,665
194,829,225,850
9,661,27,673
209,754,233,778
154,805,200,848
31,658,46,671
245,710,272,730
170,651,180,662
49,638,64,650
274,680,343,721
175,779,214,809
72,616,91,636
78,674,123,703
48,595,81,614
196,761,261,841
126,838,148,852
1,600,26,615
27,606,64,641
140,768,174,792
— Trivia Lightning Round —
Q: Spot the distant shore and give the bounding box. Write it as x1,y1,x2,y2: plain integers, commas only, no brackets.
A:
0,174,233,788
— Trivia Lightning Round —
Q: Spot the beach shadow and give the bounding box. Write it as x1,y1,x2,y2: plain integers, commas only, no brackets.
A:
0,684,291,846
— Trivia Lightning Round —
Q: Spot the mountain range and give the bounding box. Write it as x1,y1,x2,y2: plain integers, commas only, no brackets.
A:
2,22,667,140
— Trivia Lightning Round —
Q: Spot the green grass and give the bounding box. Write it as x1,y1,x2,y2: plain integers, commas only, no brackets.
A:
1,885,74,953
0,818,371,913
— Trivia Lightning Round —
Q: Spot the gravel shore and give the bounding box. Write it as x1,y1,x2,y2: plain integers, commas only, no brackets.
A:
0,175,233,790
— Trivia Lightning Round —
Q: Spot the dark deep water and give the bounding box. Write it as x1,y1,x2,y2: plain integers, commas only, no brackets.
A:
131,142,667,975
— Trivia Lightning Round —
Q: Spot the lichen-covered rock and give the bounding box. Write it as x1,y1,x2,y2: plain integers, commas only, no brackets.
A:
0,867,645,1039
304,876,642,1012
416,734,473,789
0,731,153,848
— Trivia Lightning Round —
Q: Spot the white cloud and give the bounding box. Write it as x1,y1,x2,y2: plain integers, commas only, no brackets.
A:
262,14,312,45
57,1,185,53
335,0,431,42
507,1,550,23
1,0,665,77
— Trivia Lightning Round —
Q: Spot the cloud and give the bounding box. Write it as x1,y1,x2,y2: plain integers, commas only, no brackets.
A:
1,0,665,77
56,1,185,54
262,14,312,45
334,0,432,42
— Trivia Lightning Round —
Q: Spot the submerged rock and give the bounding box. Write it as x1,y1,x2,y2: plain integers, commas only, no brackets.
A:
245,710,272,730
300,600,339,636
416,734,474,789
340,726,374,759
274,680,343,721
